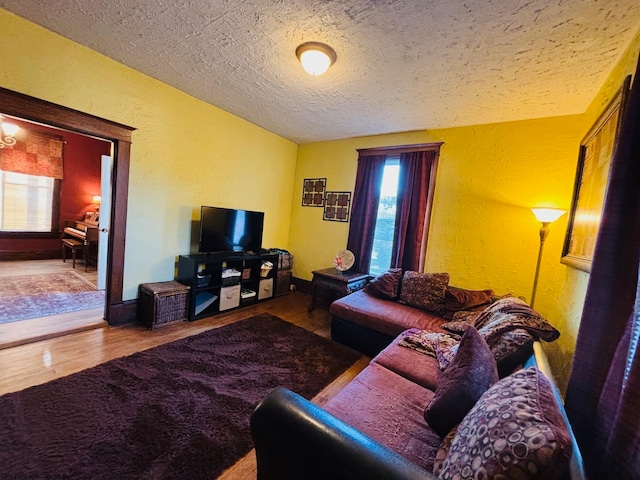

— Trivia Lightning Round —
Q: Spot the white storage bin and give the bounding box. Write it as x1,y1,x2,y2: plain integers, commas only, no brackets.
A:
258,278,274,300
220,285,241,311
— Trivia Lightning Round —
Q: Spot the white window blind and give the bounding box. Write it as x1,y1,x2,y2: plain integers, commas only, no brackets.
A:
0,170,54,232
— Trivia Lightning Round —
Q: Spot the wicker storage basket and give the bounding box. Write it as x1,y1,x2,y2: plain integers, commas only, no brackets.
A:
138,281,190,330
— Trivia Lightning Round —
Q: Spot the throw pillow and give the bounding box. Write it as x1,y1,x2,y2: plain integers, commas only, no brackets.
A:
489,328,535,377
437,367,573,480
398,271,450,316
444,286,494,319
433,426,457,476
363,268,403,299
425,326,498,437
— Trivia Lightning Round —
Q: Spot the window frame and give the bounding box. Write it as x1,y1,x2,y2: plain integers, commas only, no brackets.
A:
356,142,442,272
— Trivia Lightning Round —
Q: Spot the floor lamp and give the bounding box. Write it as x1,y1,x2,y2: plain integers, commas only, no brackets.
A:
530,208,566,308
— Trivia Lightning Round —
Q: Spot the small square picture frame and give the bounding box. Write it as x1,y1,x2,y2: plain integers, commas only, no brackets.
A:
302,178,326,207
323,191,351,222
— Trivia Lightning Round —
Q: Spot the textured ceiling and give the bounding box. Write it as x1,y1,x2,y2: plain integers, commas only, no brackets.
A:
1,0,639,144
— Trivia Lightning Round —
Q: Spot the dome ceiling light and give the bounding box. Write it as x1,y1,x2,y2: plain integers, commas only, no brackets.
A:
0,117,19,148
295,42,337,76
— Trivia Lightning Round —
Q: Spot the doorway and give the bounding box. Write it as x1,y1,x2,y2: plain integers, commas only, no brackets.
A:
0,86,135,326
0,115,114,346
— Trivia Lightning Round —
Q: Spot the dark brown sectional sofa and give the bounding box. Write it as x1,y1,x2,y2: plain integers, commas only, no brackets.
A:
251,270,586,479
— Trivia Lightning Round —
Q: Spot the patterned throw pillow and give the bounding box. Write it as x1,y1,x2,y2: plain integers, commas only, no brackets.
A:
436,367,572,480
398,271,450,316
363,268,403,299
489,328,535,377
433,426,457,475
425,327,498,437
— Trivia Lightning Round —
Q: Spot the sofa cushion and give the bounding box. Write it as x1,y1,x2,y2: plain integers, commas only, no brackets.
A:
324,362,443,472
424,326,498,437
364,268,403,300
436,367,572,480
373,329,441,391
330,290,447,338
444,286,494,319
399,271,450,316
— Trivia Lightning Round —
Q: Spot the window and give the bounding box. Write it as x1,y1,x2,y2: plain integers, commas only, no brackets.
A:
370,158,399,275
347,143,441,274
0,170,55,232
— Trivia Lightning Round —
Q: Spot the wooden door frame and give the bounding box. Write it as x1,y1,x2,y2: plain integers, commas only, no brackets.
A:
0,86,136,324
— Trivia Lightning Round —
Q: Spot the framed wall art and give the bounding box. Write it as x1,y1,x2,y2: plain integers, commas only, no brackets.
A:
323,191,351,222
301,178,326,207
561,75,631,272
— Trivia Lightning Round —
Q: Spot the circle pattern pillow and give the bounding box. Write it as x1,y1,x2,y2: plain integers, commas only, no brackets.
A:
436,367,572,480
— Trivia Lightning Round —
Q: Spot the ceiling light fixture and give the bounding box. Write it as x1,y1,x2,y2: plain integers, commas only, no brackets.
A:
296,42,337,76
0,118,19,148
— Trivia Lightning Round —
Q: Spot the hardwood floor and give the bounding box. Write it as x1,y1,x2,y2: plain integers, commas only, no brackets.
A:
0,259,105,349
0,289,369,479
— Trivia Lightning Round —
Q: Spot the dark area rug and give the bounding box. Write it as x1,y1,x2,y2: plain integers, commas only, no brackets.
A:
0,272,104,324
0,313,362,479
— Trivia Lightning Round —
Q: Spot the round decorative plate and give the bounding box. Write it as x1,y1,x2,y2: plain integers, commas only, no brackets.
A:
333,249,355,272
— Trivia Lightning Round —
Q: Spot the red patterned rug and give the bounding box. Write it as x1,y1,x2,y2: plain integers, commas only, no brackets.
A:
0,272,104,324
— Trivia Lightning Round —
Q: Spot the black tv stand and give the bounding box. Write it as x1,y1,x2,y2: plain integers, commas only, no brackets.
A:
176,252,279,320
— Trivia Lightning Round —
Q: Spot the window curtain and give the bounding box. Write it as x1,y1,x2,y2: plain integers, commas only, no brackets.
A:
564,53,640,479
391,150,436,271
0,132,64,179
346,154,386,273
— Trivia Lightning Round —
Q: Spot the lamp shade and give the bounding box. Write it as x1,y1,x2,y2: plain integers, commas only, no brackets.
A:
531,208,566,223
296,42,337,76
91,195,101,205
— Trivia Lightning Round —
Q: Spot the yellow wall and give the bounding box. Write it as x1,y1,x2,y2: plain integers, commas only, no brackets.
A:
291,120,585,389
0,9,298,300
290,26,640,391
1,6,639,391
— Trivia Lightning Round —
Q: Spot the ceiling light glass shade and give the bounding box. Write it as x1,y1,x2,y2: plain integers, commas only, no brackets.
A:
0,121,18,148
296,42,337,76
1,122,19,136
531,208,566,224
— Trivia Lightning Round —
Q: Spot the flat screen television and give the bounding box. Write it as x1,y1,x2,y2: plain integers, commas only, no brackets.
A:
199,206,264,254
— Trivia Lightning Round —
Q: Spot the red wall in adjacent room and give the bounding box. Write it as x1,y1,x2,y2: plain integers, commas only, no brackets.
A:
0,118,111,257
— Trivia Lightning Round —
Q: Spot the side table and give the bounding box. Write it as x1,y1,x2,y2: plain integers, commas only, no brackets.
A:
308,267,370,312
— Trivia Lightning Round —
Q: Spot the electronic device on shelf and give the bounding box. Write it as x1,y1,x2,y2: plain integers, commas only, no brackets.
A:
198,205,264,254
